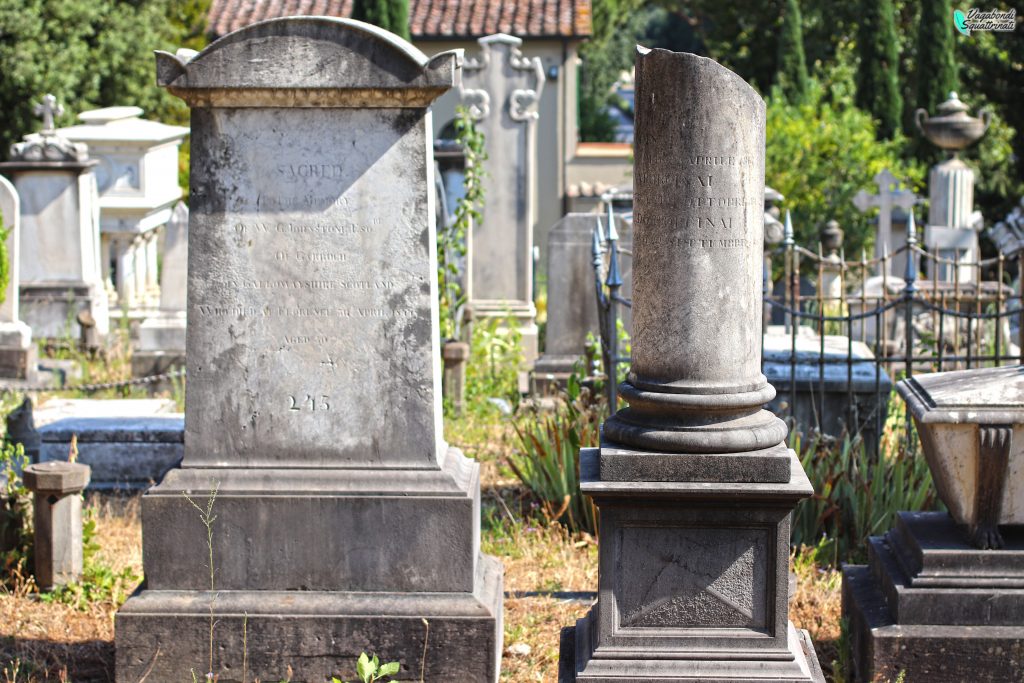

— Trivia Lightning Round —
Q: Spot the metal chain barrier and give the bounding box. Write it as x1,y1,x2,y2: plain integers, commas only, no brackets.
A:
0,368,185,394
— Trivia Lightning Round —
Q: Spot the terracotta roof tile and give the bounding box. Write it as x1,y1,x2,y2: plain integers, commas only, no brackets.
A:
207,0,592,39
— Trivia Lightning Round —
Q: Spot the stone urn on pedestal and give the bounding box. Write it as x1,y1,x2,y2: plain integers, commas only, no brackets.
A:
916,92,990,282
844,365,1024,682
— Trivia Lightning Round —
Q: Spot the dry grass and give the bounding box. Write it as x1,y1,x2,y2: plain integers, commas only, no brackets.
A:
2,446,847,682
1,495,141,683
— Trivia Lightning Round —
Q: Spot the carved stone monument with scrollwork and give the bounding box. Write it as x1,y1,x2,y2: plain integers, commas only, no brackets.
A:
459,33,544,365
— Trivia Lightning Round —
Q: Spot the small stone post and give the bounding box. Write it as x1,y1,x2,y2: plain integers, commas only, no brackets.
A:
442,339,470,415
22,461,90,590
560,48,822,681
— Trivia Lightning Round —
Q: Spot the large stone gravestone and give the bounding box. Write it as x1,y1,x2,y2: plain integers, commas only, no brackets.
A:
460,34,544,365
115,18,502,682
559,48,822,682
0,175,36,379
535,212,632,385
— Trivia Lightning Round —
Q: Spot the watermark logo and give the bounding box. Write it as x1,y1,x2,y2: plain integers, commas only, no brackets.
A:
954,7,1016,35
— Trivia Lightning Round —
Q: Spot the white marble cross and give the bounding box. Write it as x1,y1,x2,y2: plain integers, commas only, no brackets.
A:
853,169,919,274
33,94,63,133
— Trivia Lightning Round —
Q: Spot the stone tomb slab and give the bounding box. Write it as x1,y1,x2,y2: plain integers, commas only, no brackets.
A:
36,398,183,491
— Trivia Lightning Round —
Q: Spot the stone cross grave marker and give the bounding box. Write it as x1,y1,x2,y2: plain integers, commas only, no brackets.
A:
115,18,502,682
853,168,919,276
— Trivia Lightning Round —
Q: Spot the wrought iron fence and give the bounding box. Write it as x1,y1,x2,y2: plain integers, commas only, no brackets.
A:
592,206,1023,446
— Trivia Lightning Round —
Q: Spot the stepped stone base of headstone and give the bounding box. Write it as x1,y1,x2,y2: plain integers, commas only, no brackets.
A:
559,620,823,682
843,511,1024,682
37,398,183,489
0,321,37,380
534,354,581,392
136,311,186,351
130,350,185,392
472,301,539,366
116,447,502,681
117,555,502,682
20,281,109,339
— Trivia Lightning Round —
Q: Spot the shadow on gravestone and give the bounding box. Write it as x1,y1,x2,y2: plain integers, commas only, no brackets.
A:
114,18,502,683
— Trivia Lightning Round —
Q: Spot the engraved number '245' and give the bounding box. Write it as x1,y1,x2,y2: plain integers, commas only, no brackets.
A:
289,394,331,411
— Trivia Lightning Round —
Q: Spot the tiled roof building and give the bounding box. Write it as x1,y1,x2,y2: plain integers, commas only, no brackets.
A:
207,0,592,39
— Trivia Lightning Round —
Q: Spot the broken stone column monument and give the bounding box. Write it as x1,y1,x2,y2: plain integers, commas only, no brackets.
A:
115,18,502,682
844,365,1024,682
559,48,823,682
460,34,544,365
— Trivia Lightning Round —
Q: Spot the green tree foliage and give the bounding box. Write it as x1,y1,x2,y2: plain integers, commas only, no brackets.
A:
915,0,956,113
0,0,210,154
578,0,645,141
855,0,903,139
775,0,810,103
957,31,1024,219
351,0,409,40
766,78,924,258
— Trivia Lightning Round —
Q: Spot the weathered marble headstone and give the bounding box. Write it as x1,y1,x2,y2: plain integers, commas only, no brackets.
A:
844,365,1024,682
560,48,822,682
535,212,632,384
460,34,544,364
115,18,502,682
0,175,36,379
0,95,109,340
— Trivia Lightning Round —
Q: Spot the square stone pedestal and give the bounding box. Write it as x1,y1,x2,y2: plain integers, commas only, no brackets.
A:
560,448,823,682
843,511,1024,682
115,447,503,681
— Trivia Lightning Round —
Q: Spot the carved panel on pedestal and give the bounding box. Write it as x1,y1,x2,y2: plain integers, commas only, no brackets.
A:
616,525,769,629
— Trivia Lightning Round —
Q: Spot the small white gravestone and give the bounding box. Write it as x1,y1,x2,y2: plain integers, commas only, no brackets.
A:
0,94,109,340
133,202,188,380
459,34,545,365
0,176,35,379
58,106,188,312
853,169,919,277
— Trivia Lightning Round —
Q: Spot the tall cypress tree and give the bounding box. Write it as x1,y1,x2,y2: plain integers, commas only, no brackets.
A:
916,0,957,113
856,0,903,139
352,0,409,40
775,0,810,103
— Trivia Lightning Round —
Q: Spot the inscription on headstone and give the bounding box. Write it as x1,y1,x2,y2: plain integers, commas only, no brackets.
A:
186,106,442,468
